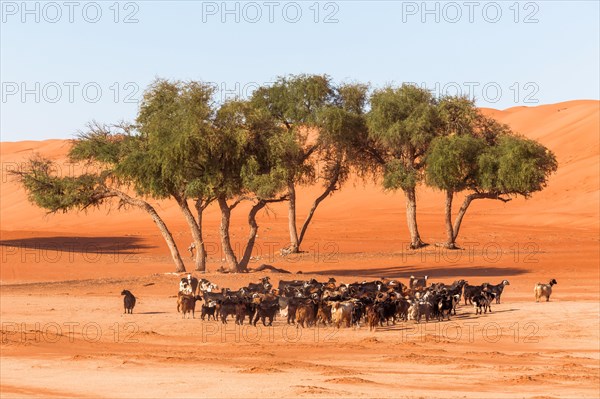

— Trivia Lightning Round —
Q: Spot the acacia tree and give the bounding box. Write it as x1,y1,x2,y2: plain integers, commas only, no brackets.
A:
425,134,487,249
14,125,188,272
67,80,219,272
302,82,373,241
425,96,487,248
130,79,216,272
426,99,558,248
209,99,289,272
252,76,376,254
367,84,441,249
15,79,222,273
250,74,334,254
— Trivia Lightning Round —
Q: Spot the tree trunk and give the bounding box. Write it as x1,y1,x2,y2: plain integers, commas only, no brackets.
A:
111,190,186,272
452,192,510,244
175,194,205,272
452,194,475,244
144,203,186,273
297,170,339,248
194,199,208,272
403,187,427,249
444,190,457,249
287,181,300,253
238,200,267,272
217,196,239,272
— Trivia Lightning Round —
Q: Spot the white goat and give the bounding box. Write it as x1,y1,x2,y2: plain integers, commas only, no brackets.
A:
534,279,557,302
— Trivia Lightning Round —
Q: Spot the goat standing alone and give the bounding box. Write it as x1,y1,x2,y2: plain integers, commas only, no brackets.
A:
121,290,136,314
534,279,557,302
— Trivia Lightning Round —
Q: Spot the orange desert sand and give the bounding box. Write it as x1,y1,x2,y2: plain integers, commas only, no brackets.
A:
1,100,599,398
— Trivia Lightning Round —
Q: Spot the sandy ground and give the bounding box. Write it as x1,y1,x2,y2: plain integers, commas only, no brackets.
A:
1,100,599,398
1,266,599,398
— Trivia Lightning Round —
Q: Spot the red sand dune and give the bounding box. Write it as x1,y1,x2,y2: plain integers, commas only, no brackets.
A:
1,100,599,398
1,100,598,250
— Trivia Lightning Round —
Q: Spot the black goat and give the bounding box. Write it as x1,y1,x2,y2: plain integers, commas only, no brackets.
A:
121,290,136,314
483,280,510,304
253,300,279,326
463,283,485,305
473,291,496,315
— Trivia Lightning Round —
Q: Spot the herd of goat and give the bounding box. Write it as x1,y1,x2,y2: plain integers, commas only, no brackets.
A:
158,274,557,330
121,275,558,329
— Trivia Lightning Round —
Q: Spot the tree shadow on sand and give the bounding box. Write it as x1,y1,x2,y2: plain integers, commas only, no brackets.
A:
0,236,154,255
314,265,527,280
372,307,520,332
135,311,168,315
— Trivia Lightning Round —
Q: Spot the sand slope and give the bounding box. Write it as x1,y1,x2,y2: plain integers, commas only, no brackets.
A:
1,100,599,398
1,100,598,237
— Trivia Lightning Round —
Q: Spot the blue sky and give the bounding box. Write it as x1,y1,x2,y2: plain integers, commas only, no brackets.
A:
1,0,599,141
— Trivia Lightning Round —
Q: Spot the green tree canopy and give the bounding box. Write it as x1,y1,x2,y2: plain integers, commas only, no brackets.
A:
210,99,291,272
367,84,442,248
425,97,558,248
15,122,188,272
250,74,340,254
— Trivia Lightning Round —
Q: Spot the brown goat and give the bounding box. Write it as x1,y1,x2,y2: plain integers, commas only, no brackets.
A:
180,295,201,319
177,291,194,313
316,303,332,326
296,303,315,328
367,306,380,331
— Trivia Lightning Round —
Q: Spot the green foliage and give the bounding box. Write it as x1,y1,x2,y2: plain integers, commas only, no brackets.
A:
67,79,218,202
316,82,374,184
382,159,417,191
426,134,486,192
250,74,335,188
251,74,333,126
268,126,314,184
319,83,369,148
16,77,559,258
126,79,216,199
334,82,370,115
436,95,479,137
426,132,556,199
425,94,557,199
69,122,127,165
250,74,370,203
23,77,292,212
368,84,440,153
210,99,289,201
18,157,107,213
478,135,558,195
367,84,441,191
475,114,511,145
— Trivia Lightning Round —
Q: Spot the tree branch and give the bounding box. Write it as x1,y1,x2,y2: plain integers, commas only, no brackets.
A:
301,144,319,163
259,194,290,205
364,146,386,166
229,196,249,210
297,166,340,246
470,192,512,203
